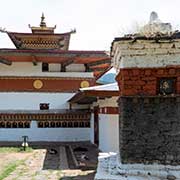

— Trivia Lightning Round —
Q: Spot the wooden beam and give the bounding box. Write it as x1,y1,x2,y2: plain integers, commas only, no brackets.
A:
84,90,119,97
61,59,74,72
32,55,38,66
89,63,110,71
84,64,91,72
87,58,111,67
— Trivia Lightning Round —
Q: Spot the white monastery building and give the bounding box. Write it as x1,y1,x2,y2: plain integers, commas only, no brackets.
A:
0,14,112,142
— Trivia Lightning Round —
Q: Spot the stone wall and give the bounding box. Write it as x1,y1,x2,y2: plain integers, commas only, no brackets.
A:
119,96,180,165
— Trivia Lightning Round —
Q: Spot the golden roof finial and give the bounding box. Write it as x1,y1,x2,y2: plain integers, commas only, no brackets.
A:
40,13,46,28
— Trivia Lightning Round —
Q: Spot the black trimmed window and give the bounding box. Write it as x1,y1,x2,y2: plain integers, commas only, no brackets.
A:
42,63,49,72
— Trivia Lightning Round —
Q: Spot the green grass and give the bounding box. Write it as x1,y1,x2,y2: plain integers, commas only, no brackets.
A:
0,160,23,180
0,147,33,153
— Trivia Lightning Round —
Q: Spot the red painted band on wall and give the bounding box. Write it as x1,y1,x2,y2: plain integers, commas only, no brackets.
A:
116,67,180,96
0,77,95,92
99,107,119,114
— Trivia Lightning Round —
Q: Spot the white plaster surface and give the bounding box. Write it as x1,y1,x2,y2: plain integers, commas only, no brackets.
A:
0,62,93,77
99,114,119,152
0,62,41,74
49,63,61,72
119,54,180,68
95,152,180,180
66,64,85,72
0,121,90,142
0,92,74,110
90,113,94,144
112,40,180,69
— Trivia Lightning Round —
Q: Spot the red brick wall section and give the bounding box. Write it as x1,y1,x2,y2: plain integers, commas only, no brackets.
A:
99,107,119,114
116,67,180,96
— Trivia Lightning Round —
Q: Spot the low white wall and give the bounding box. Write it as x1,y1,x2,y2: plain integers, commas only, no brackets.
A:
0,62,41,74
99,114,119,152
0,62,93,78
66,64,85,72
90,113,94,144
49,63,61,72
0,92,74,110
0,121,90,142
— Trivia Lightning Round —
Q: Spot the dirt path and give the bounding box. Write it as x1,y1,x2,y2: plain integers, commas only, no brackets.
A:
0,152,31,174
4,149,61,180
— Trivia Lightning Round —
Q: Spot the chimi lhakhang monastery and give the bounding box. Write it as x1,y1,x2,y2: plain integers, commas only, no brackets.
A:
0,14,114,142
2,12,180,180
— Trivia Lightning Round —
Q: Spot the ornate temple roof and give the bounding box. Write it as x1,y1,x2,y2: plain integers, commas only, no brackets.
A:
0,14,111,76
6,13,75,50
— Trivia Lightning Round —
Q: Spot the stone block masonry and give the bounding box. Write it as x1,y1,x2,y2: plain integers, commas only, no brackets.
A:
119,96,180,165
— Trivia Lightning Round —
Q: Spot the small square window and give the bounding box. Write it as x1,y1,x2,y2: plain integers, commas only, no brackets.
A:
40,103,49,110
42,63,49,72
159,78,176,95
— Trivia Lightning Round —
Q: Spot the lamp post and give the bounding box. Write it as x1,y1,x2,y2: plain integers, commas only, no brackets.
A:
22,136,28,151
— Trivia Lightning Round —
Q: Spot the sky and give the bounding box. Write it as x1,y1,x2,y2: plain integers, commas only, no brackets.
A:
0,0,179,51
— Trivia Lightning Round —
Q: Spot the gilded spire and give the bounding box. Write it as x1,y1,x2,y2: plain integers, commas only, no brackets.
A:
40,13,46,28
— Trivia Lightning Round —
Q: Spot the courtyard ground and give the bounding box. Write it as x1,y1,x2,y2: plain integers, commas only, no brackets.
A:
0,142,99,180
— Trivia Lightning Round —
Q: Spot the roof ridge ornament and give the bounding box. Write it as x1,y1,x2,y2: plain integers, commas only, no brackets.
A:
0,27,6,33
28,13,57,34
40,12,46,28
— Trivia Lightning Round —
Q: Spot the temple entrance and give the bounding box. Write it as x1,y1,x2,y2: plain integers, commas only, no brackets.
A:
94,106,99,146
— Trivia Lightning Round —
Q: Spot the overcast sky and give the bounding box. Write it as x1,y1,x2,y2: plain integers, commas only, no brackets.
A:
0,0,179,51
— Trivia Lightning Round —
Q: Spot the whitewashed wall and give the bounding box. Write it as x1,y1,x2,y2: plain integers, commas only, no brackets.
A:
90,113,94,144
112,40,180,69
0,92,74,110
99,114,119,152
49,63,61,72
89,99,119,152
0,121,90,142
0,62,41,74
0,62,93,77
66,64,85,72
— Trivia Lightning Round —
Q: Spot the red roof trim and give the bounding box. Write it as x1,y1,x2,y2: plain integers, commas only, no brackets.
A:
0,48,108,55
68,90,119,104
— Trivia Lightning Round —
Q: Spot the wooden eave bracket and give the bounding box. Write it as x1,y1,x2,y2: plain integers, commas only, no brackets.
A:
0,27,7,33
86,58,111,67
61,59,74,72
32,55,38,66
0,57,12,66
